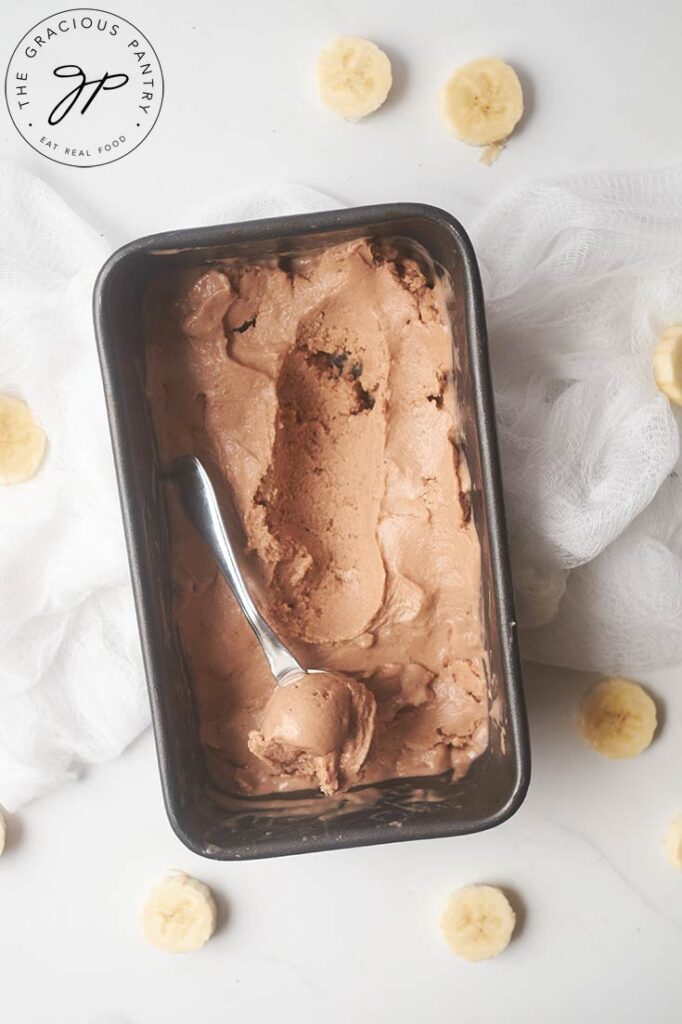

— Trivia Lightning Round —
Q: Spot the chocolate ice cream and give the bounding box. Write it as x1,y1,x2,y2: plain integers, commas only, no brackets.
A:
144,237,488,796
248,672,376,795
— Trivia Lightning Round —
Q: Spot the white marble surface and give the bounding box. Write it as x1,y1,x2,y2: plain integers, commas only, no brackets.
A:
2,0,682,1021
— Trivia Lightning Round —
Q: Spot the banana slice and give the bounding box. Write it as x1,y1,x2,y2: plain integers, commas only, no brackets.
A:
0,395,47,485
578,677,657,758
317,37,392,120
653,324,682,406
441,885,516,962
663,815,682,869
440,57,523,147
0,809,6,856
141,873,217,953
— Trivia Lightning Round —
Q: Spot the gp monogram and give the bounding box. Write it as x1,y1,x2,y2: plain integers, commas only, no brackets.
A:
4,8,164,168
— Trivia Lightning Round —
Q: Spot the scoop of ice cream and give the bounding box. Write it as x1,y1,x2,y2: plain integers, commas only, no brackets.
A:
248,672,376,795
256,674,353,755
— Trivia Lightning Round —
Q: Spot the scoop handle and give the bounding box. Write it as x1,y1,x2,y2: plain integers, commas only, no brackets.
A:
169,456,303,686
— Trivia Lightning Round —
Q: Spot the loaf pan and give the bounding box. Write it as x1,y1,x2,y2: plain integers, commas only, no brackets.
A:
93,203,530,860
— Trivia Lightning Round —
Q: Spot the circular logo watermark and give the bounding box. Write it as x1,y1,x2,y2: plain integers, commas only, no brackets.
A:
4,8,163,168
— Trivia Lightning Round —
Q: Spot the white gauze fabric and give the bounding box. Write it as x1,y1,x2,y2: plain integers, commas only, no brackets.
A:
0,162,147,810
473,166,682,672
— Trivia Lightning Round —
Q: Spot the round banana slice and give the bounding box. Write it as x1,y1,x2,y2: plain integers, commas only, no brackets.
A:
578,677,657,758
317,36,392,120
441,884,516,962
653,324,682,406
0,809,6,856
663,815,682,869
0,395,47,485
141,873,217,953
440,57,523,146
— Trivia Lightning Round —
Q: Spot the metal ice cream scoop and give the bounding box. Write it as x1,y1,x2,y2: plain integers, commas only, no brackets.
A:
169,455,305,687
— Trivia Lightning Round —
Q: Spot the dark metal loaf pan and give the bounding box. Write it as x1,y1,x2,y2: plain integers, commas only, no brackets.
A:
93,203,530,860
